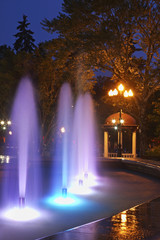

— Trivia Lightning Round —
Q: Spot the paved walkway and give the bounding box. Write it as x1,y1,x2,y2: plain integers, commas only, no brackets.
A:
42,197,160,240
41,158,160,240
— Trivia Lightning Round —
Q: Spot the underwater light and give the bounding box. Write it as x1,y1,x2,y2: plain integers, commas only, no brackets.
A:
75,173,97,187
4,207,40,221
45,193,81,206
68,185,94,195
54,196,75,205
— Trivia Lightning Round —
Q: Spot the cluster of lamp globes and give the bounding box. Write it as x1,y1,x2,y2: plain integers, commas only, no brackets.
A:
108,83,133,97
0,120,12,135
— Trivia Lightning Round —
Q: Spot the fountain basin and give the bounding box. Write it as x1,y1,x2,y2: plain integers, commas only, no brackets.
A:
1,159,160,240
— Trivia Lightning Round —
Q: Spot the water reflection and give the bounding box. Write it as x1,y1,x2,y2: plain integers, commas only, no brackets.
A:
48,197,160,240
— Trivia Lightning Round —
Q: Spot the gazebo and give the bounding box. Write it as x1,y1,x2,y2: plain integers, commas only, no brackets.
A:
103,111,138,158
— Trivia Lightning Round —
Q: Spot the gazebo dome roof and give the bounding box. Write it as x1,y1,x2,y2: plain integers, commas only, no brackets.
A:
104,112,137,127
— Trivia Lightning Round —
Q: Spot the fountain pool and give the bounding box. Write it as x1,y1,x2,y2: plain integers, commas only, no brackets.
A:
0,162,160,240
0,81,160,240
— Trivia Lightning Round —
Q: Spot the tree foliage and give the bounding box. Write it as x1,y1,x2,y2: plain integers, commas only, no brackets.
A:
41,0,160,156
0,45,18,119
13,15,36,53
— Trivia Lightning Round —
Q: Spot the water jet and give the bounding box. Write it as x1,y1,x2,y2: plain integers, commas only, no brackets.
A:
62,187,67,198
19,197,25,208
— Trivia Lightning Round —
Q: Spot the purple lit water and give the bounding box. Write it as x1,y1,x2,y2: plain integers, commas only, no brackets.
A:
1,80,160,240
53,83,73,192
2,77,40,206
54,83,97,193
71,93,96,183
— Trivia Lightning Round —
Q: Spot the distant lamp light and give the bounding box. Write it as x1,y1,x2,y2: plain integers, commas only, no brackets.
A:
9,131,12,135
112,119,116,124
108,90,114,96
121,211,127,223
3,126,6,130
114,126,118,130
1,121,4,125
6,156,10,163
60,127,66,133
113,89,118,95
124,90,129,97
7,120,11,125
120,119,124,124
118,84,124,92
128,89,133,96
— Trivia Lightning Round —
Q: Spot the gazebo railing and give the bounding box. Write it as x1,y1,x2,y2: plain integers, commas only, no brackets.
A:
108,153,135,158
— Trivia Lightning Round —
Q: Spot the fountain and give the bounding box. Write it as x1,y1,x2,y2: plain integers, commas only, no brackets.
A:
52,83,73,199
51,83,97,202
2,77,41,219
71,93,97,189
0,80,160,240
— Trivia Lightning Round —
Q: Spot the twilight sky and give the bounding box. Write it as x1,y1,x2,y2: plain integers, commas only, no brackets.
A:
0,0,64,47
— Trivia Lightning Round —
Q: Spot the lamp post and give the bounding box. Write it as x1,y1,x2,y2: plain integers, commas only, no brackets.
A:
108,84,133,157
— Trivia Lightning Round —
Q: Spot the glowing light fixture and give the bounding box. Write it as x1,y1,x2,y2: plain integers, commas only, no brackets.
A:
108,90,114,96
60,127,66,133
0,121,4,125
121,211,127,223
120,119,124,124
54,196,75,205
112,119,116,124
128,89,133,96
113,89,118,95
7,120,11,125
124,90,129,97
3,207,40,221
46,194,78,206
68,173,97,195
6,156,10,163
68,185,93,195
118,84,124,92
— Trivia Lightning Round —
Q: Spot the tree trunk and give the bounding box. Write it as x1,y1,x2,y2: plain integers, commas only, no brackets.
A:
139,105,148,157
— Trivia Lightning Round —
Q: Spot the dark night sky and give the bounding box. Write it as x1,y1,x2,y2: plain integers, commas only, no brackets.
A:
0,0,64,47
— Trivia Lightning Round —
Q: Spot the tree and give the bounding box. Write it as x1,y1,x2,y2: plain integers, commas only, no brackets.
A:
42,0,160,156
0,45,18,119
13,15,36,53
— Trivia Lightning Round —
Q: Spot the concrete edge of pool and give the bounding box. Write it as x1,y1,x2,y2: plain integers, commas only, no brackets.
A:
39,158,160,240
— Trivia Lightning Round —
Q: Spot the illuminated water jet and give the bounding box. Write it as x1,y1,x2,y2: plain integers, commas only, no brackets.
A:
19,197,25,208
2,77,41,217
79,179,83,186
84,172,88,179
52,84,97,202
62,188,67,198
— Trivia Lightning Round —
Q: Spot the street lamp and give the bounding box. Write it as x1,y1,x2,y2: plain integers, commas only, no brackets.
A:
108,83,133,157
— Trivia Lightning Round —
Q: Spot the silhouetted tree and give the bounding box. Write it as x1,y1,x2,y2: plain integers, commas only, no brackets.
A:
13,15,36,53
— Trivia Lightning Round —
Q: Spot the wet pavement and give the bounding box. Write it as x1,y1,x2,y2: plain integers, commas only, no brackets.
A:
40,158,160,240
41,196,160,240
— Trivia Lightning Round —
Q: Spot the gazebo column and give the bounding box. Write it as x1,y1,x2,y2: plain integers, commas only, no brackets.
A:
118,131,123,149
104,131,108,158
132,131,136,158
